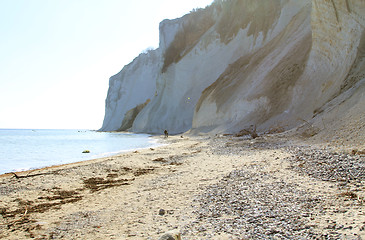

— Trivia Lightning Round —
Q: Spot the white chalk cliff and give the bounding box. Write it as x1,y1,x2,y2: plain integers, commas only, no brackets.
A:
101,0,365,144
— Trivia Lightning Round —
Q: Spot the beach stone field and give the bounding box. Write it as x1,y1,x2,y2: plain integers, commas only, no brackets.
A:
184,138,365,239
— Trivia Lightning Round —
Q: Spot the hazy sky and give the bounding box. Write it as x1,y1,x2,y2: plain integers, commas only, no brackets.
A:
0,0,213,130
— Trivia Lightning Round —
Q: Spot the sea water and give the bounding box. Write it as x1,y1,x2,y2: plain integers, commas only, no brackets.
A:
0,129,160,175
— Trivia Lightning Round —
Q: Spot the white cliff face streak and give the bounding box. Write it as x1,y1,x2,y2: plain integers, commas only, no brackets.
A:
100,50,161,131
101,0,365,137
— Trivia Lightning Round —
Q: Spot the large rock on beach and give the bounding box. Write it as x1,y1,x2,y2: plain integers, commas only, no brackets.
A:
159,229,182,240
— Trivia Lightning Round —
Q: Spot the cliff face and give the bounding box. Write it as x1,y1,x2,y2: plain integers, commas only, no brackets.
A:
101,0,365,142
193,0,365,134
100,50,161,131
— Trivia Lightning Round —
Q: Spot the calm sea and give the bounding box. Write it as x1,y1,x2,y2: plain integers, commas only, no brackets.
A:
0,129,160,174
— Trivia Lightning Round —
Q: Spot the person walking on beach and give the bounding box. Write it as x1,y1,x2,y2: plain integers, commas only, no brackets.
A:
164,129,168,138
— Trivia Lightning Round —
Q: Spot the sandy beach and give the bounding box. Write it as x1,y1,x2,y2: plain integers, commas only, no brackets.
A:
0,134,364,239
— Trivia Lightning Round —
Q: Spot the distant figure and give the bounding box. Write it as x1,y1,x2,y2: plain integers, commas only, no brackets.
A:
164,129,168,138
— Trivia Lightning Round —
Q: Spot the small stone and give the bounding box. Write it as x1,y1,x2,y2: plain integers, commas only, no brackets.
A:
159,229,181,240
159,209,166,216
198,226,206,232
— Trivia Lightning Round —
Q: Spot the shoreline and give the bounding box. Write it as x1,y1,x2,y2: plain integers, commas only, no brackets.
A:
0,132,164,177
0,134,364,239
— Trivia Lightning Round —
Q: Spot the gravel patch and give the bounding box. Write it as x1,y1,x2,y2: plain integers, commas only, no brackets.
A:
184,168,326,239
287,147,365,183
180,137,364,239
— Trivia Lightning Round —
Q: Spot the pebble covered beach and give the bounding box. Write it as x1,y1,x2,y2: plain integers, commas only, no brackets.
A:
0,134,364,239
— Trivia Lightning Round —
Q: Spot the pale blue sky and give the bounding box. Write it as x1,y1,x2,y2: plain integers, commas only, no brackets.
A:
0,0,213,130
